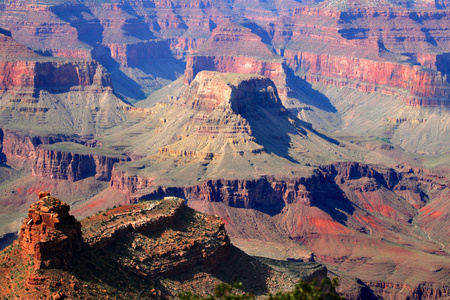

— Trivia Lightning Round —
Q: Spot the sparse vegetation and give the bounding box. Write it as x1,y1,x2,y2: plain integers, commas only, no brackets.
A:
179,279,344,300
376,137,391,144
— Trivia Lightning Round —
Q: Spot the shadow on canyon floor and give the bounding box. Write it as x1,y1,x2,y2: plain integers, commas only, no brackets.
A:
309,180,356,227
287,71,338,114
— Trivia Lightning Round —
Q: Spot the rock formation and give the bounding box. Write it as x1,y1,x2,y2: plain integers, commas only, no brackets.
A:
18,192,83,269
32,145,130,182
184,23,290,96
1,0,449,107
0,29,138,135
82,197,232,278
274,2,450,107
2,195,328,299
0,30,112,93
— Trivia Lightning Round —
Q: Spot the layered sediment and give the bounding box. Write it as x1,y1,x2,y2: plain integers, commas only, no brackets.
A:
32,146,129,181
19,192,83,270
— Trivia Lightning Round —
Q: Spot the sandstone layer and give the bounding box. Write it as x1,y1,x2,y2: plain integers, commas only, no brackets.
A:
19,192,83,270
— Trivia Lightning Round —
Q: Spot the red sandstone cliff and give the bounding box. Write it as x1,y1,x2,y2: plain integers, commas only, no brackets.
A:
0,30,112,94
272,3,450,106
19,192,83,270
32,146,130,182
0,129,130,182
2,0,450,107
183,24,290,96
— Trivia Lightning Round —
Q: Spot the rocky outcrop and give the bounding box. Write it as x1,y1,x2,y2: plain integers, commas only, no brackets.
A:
3,194,321,299
32,146,130,181
81,197,231,277
18,192,83,270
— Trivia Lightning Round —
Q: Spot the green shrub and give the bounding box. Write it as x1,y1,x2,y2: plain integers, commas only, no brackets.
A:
179,279,344,300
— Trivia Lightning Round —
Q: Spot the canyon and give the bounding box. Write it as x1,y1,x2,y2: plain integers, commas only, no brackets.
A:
1,71,448,298
1,0,449,107
0,0,449,299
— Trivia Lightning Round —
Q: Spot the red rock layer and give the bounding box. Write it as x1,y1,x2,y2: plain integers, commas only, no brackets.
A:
183,24,290,95
31,147,130,182
0,60,112,93
19,194,83,269
0,129,129,182
275,5,450,106
0,31,112,94
284,50,450,106
185,56,289,96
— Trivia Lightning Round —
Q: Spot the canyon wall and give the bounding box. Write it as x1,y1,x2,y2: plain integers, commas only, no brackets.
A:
110,162,412,211
2,0,450,107
0,30,112,94
31,147,129,182
284,50,450,106
107,40,172,67
184,56,289,96
106,161,449,299
0,60,112,93
0,129,129,182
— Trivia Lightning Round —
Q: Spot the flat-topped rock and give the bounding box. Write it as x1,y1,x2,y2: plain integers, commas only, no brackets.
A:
183,71,283,114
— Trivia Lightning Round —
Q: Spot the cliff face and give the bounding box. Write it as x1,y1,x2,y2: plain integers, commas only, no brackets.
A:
0,129,43,159
272,4,450,107
184,24,290,96
110,162,415,215
31,147,129,182
0,31,135,134
107,40,172,67
284,50,450,106
185,56,289,96
19,193,83,270
1,0,449,107
0,129,130,182
0,55,112,93
108,160,450,299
